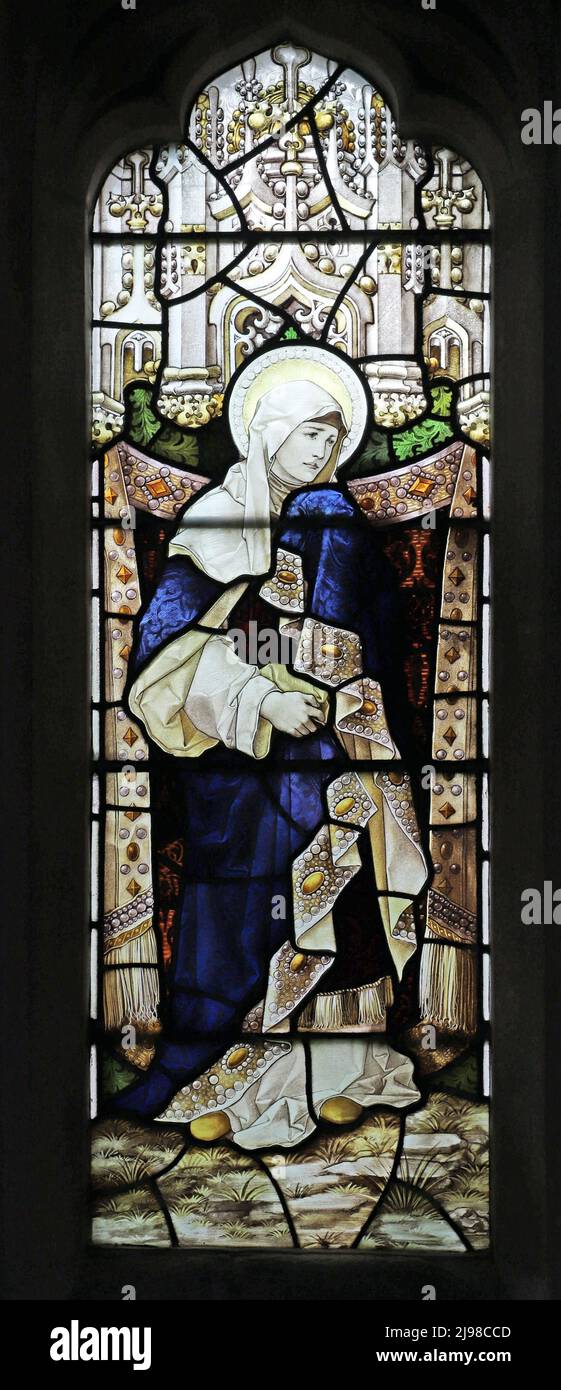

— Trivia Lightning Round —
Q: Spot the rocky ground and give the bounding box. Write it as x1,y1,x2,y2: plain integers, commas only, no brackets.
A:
91,1088,488,1251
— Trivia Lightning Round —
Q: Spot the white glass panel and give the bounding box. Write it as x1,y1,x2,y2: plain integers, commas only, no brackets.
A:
91,820,99,922
90,928,98,1021
91,597,100,702
482,858,490,945
483,1040,491,1097
90,1046,98,1120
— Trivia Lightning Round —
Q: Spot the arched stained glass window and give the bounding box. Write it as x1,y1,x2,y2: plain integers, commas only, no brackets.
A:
90,43,491,1253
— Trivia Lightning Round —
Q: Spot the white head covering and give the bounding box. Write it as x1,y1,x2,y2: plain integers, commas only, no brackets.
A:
169,380,346,582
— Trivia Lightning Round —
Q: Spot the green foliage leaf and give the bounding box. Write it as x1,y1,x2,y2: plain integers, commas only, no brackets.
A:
102,1051,138,1097
152,428,200,469
344,428,391,478
436,1047,479,1097
281,327,298,340
360,431,391,465
430,384,453,418
128,386,160,447
126,385,200,469
393,418,454,461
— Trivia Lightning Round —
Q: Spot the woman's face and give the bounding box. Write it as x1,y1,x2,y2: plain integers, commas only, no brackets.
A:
270,418,342,484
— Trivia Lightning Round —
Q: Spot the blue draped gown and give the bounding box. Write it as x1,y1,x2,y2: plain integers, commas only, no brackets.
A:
110,485,412,1118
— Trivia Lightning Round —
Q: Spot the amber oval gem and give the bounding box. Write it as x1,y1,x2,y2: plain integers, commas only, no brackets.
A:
119,604,132,614
126,843,140,861
226,1046,248,1069
190,1112,231,1142
334,796,356,817
301,870,324,895
113,528,126,545
361,496,375,510
387,771,404,785
360,699,377,716
320,642,342,659
277,568,297,584
320,1096,363,1125
290,952,307,972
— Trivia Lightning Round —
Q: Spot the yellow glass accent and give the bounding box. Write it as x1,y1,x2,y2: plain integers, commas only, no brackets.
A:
190,1113,231,1142
301,871,325,895
320,1096,363,1125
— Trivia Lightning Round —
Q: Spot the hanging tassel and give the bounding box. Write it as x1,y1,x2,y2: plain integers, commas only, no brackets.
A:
419,942,477,1034
103,926,160,1032
299,976,393,1030
357,979,393,1025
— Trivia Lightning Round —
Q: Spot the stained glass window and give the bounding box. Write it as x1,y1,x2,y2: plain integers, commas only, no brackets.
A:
90,44,491,1252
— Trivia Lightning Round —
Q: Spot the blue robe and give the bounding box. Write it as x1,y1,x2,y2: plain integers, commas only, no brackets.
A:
111,485,411,1118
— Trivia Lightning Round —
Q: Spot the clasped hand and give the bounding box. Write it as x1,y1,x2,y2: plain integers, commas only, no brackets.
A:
261,690,327,737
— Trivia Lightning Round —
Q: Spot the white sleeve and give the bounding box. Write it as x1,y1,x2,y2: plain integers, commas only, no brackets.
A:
185,633,277,758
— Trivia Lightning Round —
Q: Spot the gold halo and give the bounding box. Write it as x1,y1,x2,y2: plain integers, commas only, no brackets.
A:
228,345,369,464
243,358,352,431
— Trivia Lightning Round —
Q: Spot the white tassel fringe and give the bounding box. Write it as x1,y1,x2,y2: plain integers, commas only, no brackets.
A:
299,976,393,1030
419,942,477,1034
103,928,160,1031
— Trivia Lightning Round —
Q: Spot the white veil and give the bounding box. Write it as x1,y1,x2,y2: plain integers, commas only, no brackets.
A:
168,381,347,583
